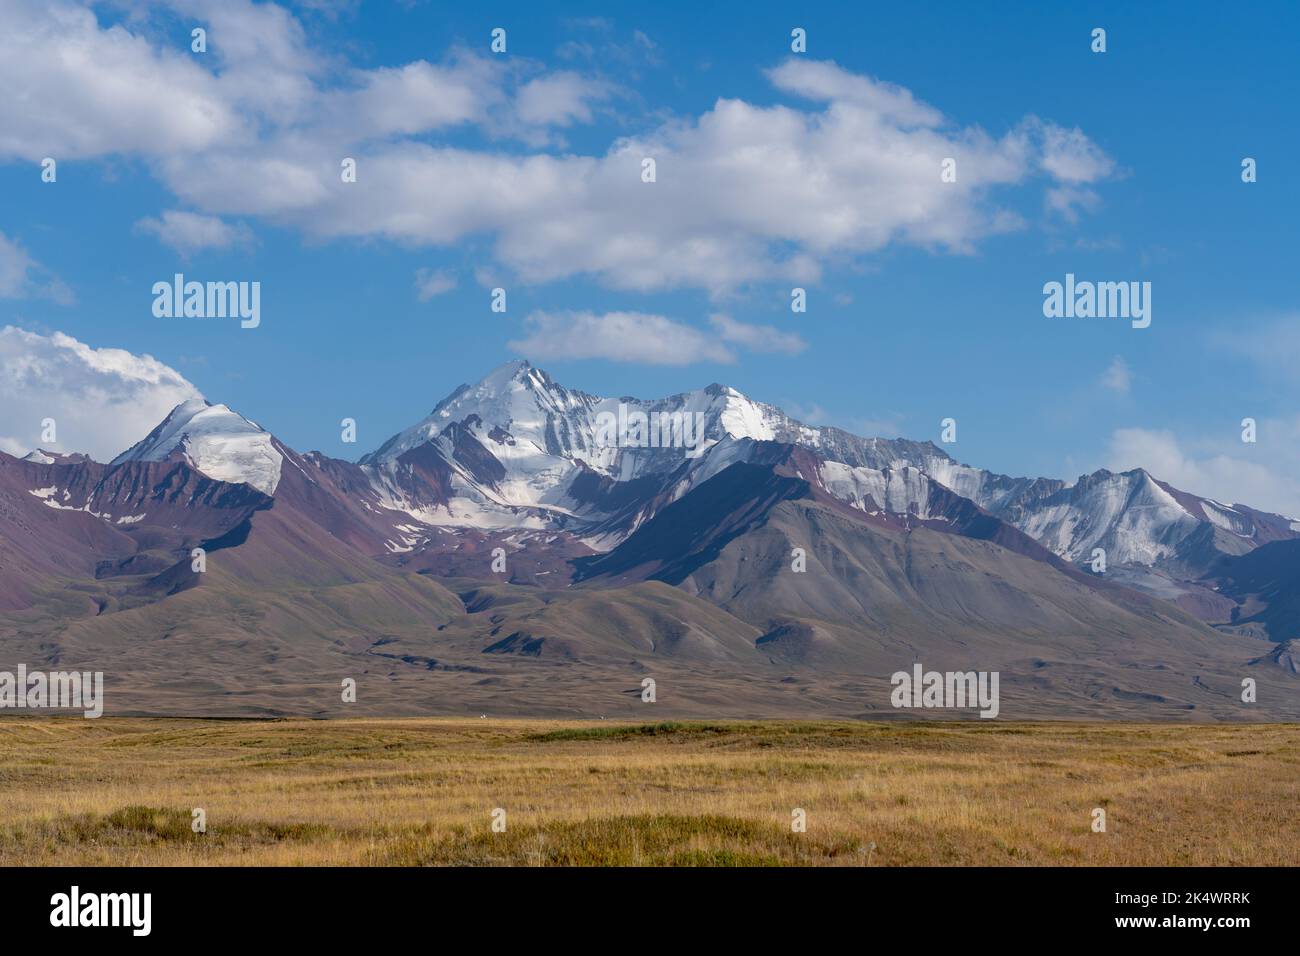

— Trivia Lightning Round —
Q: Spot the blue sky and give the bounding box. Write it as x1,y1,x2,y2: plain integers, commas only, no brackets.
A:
2,0,1298,512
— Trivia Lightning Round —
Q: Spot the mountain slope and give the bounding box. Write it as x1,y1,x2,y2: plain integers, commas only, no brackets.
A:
576,452,1220,657
1206,538,1300,641
352,361,1300,595
1,358,1296,719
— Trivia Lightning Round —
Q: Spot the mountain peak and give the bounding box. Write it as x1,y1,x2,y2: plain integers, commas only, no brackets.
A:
363,358,593,466
26,448,95,464
481,358,533,385
112,399,283,495
437,358,570,413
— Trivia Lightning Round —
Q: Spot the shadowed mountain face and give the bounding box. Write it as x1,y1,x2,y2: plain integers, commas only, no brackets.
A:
1204,539,1300,642
1,360,1296,719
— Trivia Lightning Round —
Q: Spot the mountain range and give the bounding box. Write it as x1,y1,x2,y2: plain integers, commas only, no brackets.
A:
2,359,1296,718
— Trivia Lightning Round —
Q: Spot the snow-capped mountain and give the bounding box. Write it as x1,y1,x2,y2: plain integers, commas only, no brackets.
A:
111,398,284,495
355,359,970,546
12,358,1297,607
351,359,1298,575
3,357,1299,719
982,467,1298,569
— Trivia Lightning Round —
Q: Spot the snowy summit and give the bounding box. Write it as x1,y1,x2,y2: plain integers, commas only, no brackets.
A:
111,399,283,495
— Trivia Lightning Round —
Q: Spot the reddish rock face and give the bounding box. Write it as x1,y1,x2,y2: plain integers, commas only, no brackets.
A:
1,363,1297,720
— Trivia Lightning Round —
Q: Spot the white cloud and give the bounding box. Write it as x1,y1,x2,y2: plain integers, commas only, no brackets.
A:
338,57,499,138
508,310,808,365
708,313,806,355
0,5,1116,297
166,0,322,118
508,311,736,365
0,236,35,297
414,268,457,300
1099,356,1131,394
292,69,1104,293
766,59,943,126
135,210,253,255
1036,123,1115,183
0,326,202,461
1106,424,1300,518
473,266,504,289
0,0,241,161
0,232,73,304
279,60,1112,293
1046,185,1101,222
514,71,610,127
557,21,661,69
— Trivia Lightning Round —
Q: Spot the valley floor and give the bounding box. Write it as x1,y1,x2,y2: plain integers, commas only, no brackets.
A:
0,718,1295,866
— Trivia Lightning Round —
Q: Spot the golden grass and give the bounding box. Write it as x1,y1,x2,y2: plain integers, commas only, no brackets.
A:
0,718,1295,866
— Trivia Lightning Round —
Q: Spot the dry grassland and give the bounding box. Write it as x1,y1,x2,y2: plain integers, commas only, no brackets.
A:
0,718,1294,866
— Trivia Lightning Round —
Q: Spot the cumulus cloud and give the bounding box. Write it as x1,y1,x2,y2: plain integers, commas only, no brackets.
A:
1099,356,1131,393
301,62,1107,291
0,232,73,304
0,326,201,461
135,210,254,255
766,58,943,126
295,65,1105,293
507,310,806,365
0,3,1116,297
1035,122,1115,183
709,313,806,355
336,57,499,139
1046,185,1102,223
0,0,241,160
508,311,733,365
514,71,611,127
414,268,457,300
1106,424,1300,518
